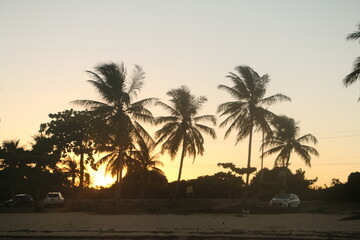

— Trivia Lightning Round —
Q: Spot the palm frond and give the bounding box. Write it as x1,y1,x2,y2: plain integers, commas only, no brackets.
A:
260,94,291,106
293,143,312,167
218,84,245,100
297,134,318,144
235,65,258,93
155,122,179,141
262,145,285,157
195,123,217,139
95,152,116,168
71,99,108,109
217,101,247,117
155,101,179,116
343,57,360,88
156,116,180,125
128,64,145,99
193,115,217,125
346,24,360,42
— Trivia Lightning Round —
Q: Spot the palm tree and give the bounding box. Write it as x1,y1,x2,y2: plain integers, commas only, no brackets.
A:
0,140,30,196
72,62,156,204
62,157,80,188
127,138,164,199
155,86,216,200
93,134,136,189
343,23,360,100
218,66,290,185
262,115,319,168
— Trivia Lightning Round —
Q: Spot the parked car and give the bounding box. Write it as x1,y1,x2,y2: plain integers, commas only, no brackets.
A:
270,193,300,208
5,194,34,207
44,192,65,206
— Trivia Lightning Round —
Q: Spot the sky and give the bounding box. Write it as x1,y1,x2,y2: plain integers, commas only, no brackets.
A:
0,0,359,187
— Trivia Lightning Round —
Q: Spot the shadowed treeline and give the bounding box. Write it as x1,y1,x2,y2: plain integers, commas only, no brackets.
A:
3,59,357,207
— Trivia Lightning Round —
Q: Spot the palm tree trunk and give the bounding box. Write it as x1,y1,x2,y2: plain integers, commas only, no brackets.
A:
285,152,291,168
245,124,254,185
261,131,264,170
282,152,291,193
114,168,119,202
116,151,124,208
259,131,265,198
174,140,187,201
79,147,84,189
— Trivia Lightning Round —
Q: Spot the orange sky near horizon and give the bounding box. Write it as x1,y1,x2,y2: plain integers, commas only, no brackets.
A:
0,0,359,188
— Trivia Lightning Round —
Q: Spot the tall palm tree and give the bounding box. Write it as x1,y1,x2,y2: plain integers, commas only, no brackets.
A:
343,23,360,100
72,62,156,203
262,115,319,168
218,65,290,185
155,86,216,200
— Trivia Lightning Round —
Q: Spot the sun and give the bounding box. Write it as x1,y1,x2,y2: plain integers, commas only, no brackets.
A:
89,165,116,189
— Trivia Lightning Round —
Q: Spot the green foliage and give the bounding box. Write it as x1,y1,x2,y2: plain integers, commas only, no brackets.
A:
218,65,290,185
320,172,360,201
122,171,168,198
250,167,317,200
72,62,157,203
262,115,319,168
40,109,99,189
40,109,96,162
155,86,216,199
217,162,256,175
0,140,69,201
191,173,244,198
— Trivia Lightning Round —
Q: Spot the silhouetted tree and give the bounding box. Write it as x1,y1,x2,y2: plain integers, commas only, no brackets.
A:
262,115,319,168
40,109,97,189
190,172,244,198
72,63,156,205
262,116,318,191
0,140,31,197
29,135,69,204
343,23,360,100
218,66,290,185
62,156,80,188
127,138,164,199
155,86,216,200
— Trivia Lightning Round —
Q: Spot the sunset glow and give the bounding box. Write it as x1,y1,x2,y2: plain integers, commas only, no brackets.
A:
0,0,359,188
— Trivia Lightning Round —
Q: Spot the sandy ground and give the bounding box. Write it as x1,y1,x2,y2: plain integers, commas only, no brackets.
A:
0,212,359,239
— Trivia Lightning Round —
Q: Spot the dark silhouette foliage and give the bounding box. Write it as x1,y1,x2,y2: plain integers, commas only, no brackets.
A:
250,167,317,200
122,171,168,199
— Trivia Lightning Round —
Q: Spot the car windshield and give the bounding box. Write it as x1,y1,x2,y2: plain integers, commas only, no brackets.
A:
48,193,59,198
275,193,290,199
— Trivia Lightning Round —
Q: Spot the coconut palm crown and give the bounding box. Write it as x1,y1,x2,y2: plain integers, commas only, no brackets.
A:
72,62,156,200
262,115,319,168
217,65,291,185
155,86,216,199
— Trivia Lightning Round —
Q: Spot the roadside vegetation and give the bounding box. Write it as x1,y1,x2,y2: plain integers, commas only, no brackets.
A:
1,43,360,212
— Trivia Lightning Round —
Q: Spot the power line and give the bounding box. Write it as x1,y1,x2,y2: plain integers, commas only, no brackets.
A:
204,133,360,144
318,134,360,140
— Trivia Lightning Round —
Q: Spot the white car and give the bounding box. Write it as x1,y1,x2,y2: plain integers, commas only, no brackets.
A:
44,192,65,206
270,193,300,208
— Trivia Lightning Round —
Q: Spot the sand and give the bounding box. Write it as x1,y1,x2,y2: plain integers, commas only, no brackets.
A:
0,212,359,239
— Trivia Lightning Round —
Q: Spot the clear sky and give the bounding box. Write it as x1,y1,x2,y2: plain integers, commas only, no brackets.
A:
0,0,359,187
